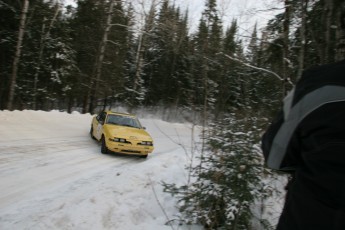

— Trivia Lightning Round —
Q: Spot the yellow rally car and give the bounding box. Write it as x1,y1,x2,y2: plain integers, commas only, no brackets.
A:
90,111,154,158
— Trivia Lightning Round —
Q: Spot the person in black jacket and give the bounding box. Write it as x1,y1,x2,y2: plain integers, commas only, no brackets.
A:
261,12,345,230
262,59,345,229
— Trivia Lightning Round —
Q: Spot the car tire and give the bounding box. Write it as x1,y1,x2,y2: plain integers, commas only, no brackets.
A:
140,155,148,158
90,126,96,140
101,136,108,154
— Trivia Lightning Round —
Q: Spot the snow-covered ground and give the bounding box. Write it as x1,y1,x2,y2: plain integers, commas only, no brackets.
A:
0,110,202,230
0,110,286,230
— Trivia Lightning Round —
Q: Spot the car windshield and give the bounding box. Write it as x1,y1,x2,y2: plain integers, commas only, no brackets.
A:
106,114,142,129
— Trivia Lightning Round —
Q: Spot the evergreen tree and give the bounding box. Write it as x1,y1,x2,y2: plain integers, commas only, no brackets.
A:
72,0,130,113
164,114,271,229
125,1,156,109
42,5,78,111
143,0,191,114
2,0,29,110
0,0,18,109
213,20,244,117
243,24,282,115
0,0,77,110
104,0,132,108
72,0,105,113
191,0,223,124
121,3,141,108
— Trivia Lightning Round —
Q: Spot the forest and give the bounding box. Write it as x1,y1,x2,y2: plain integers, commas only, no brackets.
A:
1,0,345,228
1,0,344,118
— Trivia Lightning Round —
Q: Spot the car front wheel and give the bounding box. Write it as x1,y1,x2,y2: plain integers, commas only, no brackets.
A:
90,126,96,140
101,136,108,154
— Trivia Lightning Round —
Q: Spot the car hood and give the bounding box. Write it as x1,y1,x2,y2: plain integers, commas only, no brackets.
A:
104,125,153,141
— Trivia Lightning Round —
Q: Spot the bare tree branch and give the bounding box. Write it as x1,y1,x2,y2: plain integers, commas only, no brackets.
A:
218,52,294,85
147,175,175,230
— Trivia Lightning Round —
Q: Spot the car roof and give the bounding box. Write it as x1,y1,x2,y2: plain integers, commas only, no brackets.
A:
105,111,136,118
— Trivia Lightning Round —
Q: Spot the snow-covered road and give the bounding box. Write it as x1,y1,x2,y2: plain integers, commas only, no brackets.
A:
0,110,200,230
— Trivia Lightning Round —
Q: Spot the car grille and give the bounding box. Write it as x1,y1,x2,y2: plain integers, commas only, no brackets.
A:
122,150,141,153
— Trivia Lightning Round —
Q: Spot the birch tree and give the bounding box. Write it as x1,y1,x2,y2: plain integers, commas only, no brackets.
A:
296,0,308,80
282,0,291,96
32,2,61,110
130,1,157,108
7,0,29,110
88,0,116,113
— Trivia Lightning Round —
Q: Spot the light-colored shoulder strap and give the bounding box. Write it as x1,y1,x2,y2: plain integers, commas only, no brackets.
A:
267,85,345,170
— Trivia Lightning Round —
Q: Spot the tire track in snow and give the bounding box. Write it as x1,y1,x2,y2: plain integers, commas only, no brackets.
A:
0,155,147,230
0,137,98,174
0,137,142,208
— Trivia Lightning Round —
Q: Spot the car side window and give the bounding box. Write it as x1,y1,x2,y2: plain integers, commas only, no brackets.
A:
96,112,106,124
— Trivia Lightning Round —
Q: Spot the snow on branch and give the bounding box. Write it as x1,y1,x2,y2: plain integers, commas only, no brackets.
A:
218,52,293,85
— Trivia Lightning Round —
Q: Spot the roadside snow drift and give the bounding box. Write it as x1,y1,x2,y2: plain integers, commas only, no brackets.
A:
0,110,201,230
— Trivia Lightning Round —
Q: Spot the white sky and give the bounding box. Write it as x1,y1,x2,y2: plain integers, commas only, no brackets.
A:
174,0,283,36
127,0,284,38
63,0,283,39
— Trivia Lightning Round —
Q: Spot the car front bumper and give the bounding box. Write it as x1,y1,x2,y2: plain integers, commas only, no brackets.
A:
106,141,154,156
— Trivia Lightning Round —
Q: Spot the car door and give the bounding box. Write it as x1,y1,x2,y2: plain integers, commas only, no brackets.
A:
94,112,106,140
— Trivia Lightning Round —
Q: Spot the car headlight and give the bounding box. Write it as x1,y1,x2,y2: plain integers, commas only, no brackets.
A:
138,141,153,146
109,137,128,143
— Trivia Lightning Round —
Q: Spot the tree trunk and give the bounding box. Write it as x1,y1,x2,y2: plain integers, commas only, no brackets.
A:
89,0,115,114
282,0,291,97
7,0,29,110
33,21,46,110
335,1,345,61
131,32,145,110
297,0,308,80
33,3,61,110
324,0,334,64
129,1,156,111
